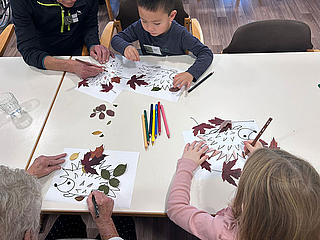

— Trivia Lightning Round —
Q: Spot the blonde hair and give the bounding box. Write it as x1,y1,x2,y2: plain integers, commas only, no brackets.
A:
0,165,41,240
232,148,320,240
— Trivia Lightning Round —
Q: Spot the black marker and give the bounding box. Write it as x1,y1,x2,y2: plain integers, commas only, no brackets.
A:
92,194,100,218
187,72,214,93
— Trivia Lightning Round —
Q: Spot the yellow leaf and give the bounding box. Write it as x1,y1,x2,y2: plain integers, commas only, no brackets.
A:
69,152,79,161
92,130,102,135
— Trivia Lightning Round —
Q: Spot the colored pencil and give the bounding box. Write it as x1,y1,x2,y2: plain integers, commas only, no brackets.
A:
187,71,214,93
158,101,161,135
160,104,170,138
152,107,156,144
143,110,149,145
245,117,273,155
155,104,158,139
92,194,100,218
149,104,153,138
141,114,148,149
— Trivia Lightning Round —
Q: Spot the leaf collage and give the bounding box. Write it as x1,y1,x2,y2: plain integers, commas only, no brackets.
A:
90,103,117,137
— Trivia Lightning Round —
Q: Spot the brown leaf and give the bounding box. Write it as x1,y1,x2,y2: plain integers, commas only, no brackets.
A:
111,76,121,83
222,159,242,186
90,113,96,118
127,75,148,90
99,112,105,119
92,131,102,135
75,196,85,201
101,82,113,93
99,104,106,111
169,87,180,92
269,138,280,149
201,160,211,172
106,110,115,117
192,123,215,136
78,79,89,88
208,117,225,125
90,144,104,158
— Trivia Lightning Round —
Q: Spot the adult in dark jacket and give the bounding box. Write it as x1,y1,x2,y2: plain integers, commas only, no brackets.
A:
11,0,113,79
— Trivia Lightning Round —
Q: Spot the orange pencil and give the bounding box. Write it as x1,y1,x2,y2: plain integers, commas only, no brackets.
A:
141,114,148,149
160,104,170,138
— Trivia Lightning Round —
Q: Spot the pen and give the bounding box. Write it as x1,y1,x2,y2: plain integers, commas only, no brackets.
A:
92,194,100,218
245,117,273,155
187,72,214,93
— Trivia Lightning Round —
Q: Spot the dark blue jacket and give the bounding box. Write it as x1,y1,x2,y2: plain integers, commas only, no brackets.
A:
11,0,100,69
111,20,213,80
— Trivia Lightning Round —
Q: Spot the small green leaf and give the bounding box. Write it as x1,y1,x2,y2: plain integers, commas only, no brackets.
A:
107,120,111,125
109,178,120,187
151,86,161,91
101,169,110,180
113,164,127,177
98,185,109,195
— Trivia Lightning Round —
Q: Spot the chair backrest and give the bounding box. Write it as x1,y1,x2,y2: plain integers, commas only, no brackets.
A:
115,0,189,30
0,24,14,56
223,20,313,53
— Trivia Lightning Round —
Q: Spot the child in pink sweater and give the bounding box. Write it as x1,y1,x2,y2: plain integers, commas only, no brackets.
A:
167,141,320,240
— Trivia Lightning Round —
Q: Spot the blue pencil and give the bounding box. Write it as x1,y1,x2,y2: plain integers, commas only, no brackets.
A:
155,104,158,138
149,104,153,138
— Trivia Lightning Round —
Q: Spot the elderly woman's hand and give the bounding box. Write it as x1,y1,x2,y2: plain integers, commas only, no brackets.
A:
90,45,115,64
27,153,66,178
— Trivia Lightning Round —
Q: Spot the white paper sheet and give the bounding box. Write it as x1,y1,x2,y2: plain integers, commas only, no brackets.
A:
183,120,258,182
45,147,139,209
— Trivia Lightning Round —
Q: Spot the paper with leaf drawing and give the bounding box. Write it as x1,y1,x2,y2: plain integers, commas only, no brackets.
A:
45,146,139,209
183,118,258,186
76,55,184,102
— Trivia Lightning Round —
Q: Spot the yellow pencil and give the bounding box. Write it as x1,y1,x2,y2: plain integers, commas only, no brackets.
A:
152,107,155,145
141,114,148,149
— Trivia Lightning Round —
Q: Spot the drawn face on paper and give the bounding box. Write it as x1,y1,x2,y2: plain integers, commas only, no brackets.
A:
54,177,75,193
238,128,257,140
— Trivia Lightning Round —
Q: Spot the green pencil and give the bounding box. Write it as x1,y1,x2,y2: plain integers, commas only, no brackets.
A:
144,110,150,145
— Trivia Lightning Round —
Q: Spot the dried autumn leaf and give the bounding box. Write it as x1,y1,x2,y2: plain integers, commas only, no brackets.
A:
127,74,148,90
90,144,104,158
169,87,180,92
113,164,127,177
99,134,104,137
192,123,215,136
269,137,280,149
106,120,111,125
111,76,121,83
69,152,79,161
78,79,89,88
99,112,105,119
259,139,268,146
201,160,211,172
208,117,225,125
81,151,106,175
109,178,120,187
101,169,110,180
99,104,106,111
75,196,85,201
106,110,115,117
101,82,113,93
98,185,109,195
113,104,118,107
222,159,242,187
219,120,232,133
90,113,96,118
151,87,161,91
92,131,102,135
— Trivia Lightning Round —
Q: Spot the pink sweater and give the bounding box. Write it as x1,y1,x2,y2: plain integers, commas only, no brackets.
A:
167,158,238,240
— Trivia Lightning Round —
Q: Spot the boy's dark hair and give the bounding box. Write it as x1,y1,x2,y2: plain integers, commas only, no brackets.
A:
137,0,176,15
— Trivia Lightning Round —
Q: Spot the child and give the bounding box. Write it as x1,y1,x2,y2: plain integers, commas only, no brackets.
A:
167,141,320,240
111,0,213,89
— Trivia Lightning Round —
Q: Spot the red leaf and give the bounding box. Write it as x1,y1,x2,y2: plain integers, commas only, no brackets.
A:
90,144,104,159
111,76,121,83
222,159,242,187
192,123,215,136
81,150,106,175
208,117,225,125
101,83,113,93
127,75,148,90
269,137,280,149
78,79,89,88
219,120,232,133
201,160,211,172
106,110,115,117
169,87,180,92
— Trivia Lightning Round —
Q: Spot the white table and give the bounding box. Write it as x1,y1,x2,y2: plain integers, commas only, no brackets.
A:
0,57,66,170
31,53,320,214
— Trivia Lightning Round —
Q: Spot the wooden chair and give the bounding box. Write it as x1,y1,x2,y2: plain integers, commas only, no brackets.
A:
222,20,314,53
102,0,204,48
0,24,14,56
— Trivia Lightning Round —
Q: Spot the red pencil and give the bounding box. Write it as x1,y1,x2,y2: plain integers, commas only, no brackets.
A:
158,101,161,135
160,104,170,138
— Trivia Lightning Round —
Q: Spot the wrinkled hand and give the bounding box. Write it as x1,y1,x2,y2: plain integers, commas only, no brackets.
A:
72,60,104,79
87,191,119,239
244,140,263,156
27,153,66,178
182,141,209,166
173,72,194,89
124,45,140,61
90,45,115,64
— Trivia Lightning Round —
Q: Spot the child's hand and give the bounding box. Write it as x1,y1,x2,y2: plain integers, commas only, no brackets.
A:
173,72,194,89
244,140,263,155
182,141,209,166
124,45,140,61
